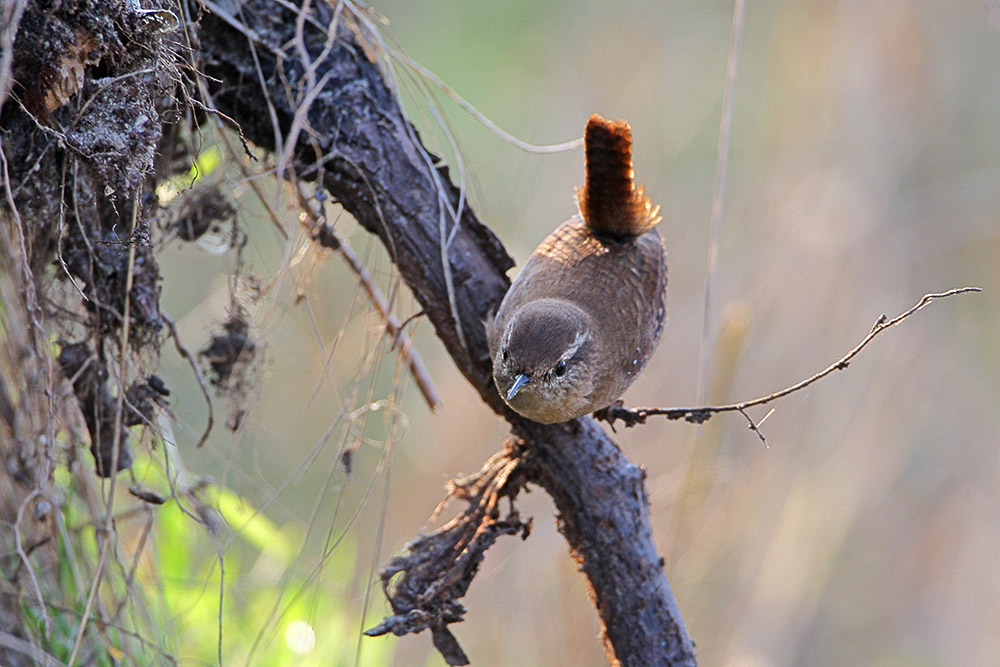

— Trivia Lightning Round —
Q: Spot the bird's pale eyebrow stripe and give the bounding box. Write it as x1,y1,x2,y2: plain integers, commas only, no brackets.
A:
562,330,590,361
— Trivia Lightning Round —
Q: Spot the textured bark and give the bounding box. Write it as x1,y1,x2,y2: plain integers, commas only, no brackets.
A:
194,2,695,664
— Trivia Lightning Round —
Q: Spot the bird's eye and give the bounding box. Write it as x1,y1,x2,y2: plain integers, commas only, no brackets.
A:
554,360,567,377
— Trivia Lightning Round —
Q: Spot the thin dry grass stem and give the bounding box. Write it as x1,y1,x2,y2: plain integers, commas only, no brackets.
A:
111,512,154,622
603,287,983,430
0,144,44,345
238,401,363,658
0,2,28,108
13,490,50,640
204,332,377,559
67,194,141,666
56,159,91,304
346,9,472,360
300,197,443,410
371,46,472,359
202,91,289,241
355,357,409,664
243,366,406,664
696,0,747,410
387,47,584,154
0,630,63,667
300,265,364,408
431,142,466,355
275,0,341,182
152,427,227,665
425,102,467,251
363,25,474,256
238,249,408,658
163,314,215,448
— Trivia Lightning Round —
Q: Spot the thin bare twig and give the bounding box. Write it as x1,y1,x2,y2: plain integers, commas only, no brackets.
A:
736,406,768,447
163,314,215,448
604,287,982,427
304,210,443,411
188,98,255,160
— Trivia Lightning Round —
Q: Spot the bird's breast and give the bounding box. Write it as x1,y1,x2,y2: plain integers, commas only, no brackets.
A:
492,218,666,409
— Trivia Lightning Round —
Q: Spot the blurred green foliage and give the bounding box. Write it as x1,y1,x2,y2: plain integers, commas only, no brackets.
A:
21,433,396,665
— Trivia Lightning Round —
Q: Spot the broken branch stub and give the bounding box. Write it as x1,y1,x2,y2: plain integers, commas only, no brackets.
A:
365,442,532,666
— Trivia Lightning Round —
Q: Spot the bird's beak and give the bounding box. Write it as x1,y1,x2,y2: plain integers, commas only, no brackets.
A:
506,373,530,401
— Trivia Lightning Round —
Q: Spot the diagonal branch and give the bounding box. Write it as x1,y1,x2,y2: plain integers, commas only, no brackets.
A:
192,1,694,664
297,192,443,411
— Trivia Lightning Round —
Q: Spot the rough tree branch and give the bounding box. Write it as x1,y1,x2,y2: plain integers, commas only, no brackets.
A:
192,1,695,665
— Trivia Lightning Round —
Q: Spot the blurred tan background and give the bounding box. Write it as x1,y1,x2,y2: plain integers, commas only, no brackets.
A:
156,1,1000,664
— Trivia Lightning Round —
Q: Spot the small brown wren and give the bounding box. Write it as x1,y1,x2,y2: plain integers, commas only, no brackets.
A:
487,114,666,424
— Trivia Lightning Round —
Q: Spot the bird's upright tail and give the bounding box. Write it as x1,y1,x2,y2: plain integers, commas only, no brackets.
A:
576,114,661,238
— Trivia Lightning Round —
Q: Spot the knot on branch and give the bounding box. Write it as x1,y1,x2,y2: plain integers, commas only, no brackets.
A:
365,440,532,666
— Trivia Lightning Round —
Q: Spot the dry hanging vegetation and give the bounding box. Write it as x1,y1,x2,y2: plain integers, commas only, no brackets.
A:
0,1,979,666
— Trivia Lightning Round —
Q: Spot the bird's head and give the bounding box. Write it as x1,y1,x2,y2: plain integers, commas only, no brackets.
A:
491,299,598,424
